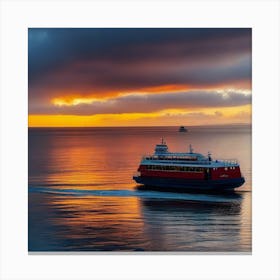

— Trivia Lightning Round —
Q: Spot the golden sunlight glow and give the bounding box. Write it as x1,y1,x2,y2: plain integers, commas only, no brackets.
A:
160,104,251,117
52,97,106,106
50,84,190,107
141,84,189,93
28,104,251,127
29,112,161,127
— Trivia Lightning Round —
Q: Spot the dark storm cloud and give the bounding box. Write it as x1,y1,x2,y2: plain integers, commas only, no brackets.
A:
30,52,251,99
29,28,251,79
28,28,252,111
29,90,251,115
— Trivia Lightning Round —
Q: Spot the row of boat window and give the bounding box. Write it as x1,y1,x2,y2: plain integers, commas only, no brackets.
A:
145,166,237,172
145,157,198,161
145,165,204,172
224,167,236,170
213,167,236,170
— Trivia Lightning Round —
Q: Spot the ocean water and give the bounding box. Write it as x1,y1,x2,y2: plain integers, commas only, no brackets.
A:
28,125,251,252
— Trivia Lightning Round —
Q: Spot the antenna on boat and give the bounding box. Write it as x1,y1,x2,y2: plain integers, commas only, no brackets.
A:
189,144,193,154
161,138,165,145
208,151,212,161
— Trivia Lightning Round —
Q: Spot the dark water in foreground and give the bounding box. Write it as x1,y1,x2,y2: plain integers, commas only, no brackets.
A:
28,125,251,252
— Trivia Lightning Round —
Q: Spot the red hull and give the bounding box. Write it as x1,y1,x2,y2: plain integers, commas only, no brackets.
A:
138,165,242,181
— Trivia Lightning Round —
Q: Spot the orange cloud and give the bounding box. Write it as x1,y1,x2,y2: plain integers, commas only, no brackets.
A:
53,97,105,107
50,84,190,107
50,82,251,109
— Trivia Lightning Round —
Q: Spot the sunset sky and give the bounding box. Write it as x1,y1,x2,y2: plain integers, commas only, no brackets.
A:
28,28,251,127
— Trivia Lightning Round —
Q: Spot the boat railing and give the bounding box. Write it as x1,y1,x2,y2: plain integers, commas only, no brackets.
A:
215,159,239,165
142,155,238,165
142,155,210,165
142,155,201,161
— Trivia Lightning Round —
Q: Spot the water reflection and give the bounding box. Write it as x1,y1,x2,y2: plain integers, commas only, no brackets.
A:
29,193,146,251
138,192,246,252
141,195,242,215
28,126,251,252
29,189,250,252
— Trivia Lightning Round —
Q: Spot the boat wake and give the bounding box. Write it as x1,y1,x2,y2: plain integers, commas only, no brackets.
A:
29,185,243,203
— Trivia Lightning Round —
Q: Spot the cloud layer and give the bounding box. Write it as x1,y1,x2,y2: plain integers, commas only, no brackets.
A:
28,28,252,122
30,90,251,115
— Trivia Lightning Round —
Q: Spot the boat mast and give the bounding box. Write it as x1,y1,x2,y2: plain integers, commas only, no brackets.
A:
189,144,193,154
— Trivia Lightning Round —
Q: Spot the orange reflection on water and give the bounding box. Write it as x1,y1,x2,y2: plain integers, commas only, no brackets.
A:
47,195,145,250
40,129,148,189
42,133,114,188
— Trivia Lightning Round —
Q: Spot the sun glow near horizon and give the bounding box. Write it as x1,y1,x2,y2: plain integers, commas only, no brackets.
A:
28,104,251,127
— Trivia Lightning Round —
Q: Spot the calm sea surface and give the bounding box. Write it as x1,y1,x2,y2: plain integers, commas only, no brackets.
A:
28,125,251,252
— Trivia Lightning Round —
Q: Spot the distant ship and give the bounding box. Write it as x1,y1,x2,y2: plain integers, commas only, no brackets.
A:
179,126,188,132
133,139,245,191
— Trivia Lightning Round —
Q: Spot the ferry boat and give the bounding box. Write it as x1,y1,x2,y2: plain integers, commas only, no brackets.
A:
179,126,188,132
133,139,245,191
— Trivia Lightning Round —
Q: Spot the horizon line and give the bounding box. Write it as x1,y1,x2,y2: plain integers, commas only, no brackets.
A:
28,123,251,129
